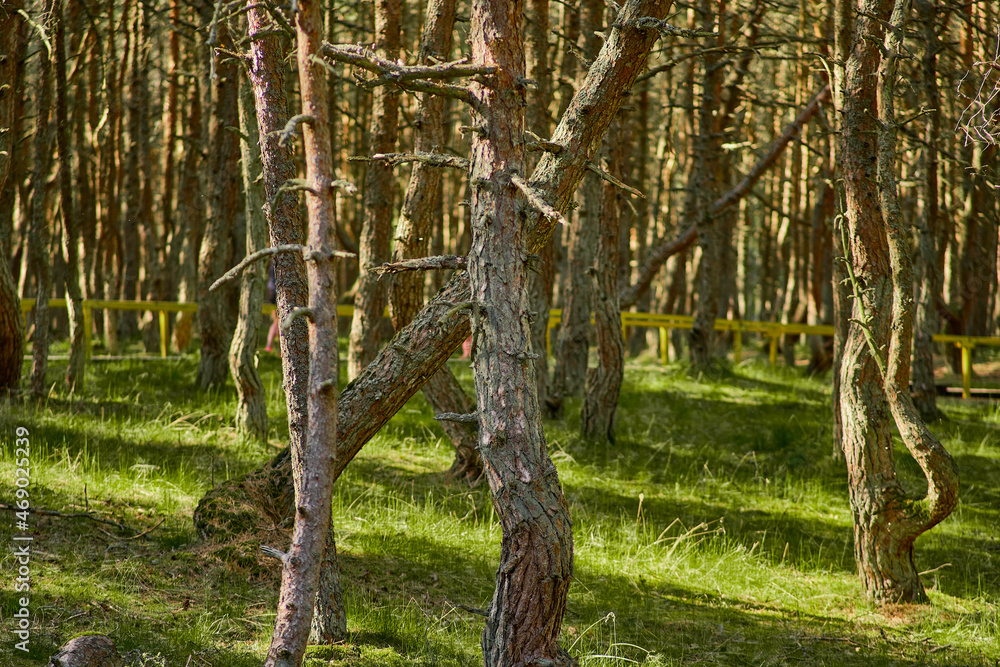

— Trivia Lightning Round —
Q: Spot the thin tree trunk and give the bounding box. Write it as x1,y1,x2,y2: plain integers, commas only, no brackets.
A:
526,0,554,406
54,0,85,392
0,0,26,395
581,117,625,443
197,16,241,389
29,0,55,397
174,72,203,353
551,0,605,406
911,0,942,420
243,1,346,645
347,0,400,380
264,1,340,663
385,0,482,481
120,0,143,340
229,76,269,446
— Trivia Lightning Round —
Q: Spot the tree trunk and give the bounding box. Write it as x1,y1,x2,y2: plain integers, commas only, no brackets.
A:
581,116,626,443
54,0,85,392
386,0,481,481
551,0,605,406
174,71,203,353
120,0,143,341
0,0,25,395
526,0,554,407
689,0,726,368
911,0,942,420
244,1,347,646
197,16,241,389
29,0,55,397
837,0,958,604
264,1,341,664
347,0,400,380
465,2,575,664
229,76,269,447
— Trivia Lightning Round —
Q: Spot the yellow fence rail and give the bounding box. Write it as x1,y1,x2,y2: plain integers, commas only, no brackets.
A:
19,299,1000,399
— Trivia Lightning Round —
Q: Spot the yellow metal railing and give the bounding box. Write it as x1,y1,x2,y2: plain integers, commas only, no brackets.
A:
19,299,1000,399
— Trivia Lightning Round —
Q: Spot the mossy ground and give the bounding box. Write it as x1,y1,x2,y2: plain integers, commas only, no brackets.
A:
1,339,998,666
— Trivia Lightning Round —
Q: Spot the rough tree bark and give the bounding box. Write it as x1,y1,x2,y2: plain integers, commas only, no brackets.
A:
54,0,85,392
0,0,26,395
581,116,626,443
229,76,269,446
197,15,241,390
242,2,346,644
347,0,401,380
263,1,341,664
837,0,958,604
28,0,55,397
465,1,576,664
386,0,482,481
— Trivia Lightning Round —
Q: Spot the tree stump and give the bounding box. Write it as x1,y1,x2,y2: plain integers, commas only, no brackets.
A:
47,634,123,667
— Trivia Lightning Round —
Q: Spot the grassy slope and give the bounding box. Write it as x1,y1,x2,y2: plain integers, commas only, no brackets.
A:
1,347,998,666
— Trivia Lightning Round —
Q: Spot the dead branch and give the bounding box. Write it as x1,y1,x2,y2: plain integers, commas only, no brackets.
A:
587,161,645,198
211,244,355,292
632,17,717,39
511,174,568,226
354,152,470,170
374,255,468,277
434,412,480,423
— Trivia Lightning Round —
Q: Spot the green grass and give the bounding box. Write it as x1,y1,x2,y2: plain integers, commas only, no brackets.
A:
1,347,998,666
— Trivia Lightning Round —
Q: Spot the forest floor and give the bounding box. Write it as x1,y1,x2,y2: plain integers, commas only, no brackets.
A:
1,340,998,667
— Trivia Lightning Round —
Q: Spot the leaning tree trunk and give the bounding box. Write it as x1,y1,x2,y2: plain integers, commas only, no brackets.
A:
54,0,86,392
347,0,400,380
581,116,626,443
29,0,55,398
229,76,269,446
196,0,673,575
837,0,958,604
197,16,241,390
0,0,25,395
386,0,482,481
244,1,347,644
263,1,341,665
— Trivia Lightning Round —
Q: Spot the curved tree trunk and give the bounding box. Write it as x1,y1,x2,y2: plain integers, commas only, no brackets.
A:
229,76,269,446
837,0,958,604
385,0,481,481
0,0,26,396
347,0,400,380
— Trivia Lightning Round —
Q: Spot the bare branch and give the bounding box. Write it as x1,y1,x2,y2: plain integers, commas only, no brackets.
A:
211,244,355,292
434,412,480,423
587,161,645,198
353,152,471,170
511,174,568,226
632,17,718,39
268,113,315,147
374,255,468,277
